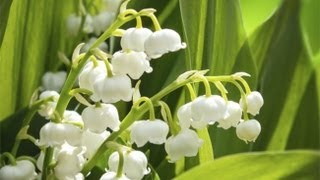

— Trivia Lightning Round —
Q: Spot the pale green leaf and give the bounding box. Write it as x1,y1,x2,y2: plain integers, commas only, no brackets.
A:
175,150,320,180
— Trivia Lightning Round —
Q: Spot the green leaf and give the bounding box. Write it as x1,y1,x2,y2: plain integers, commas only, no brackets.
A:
175,150,320,180
300,0,320,57
0,0,74,120
248,0,318,151
0,0,13,46
240,0,282,35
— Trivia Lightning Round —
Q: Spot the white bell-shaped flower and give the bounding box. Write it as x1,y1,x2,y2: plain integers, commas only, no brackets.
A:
177,102,192,129
38,122,82,147
42,71,67,92
82,103,120,133
177,102,210,130
236,119,261,143
79,60,107,92
92,74,133,103
111,51,152,80
100,171,130,180
81,130,110,159
191,95,227,128
0,160,37,180
82,15,94,34
121,28,152,51
144,29,186,59
81,37,108,53
108,150,150,180
54,143,85,180
217,101,242,129
66,14,81,37
92,12,115,35
130,119,169,147
165,129,203,162
38,90,60,119
240,91,264,116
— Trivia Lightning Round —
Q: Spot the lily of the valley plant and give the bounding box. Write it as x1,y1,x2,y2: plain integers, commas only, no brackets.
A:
0,1,264,180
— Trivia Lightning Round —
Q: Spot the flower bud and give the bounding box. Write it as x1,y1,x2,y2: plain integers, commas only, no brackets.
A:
121,28,152,51
165,129,203,162
37,90,59,119
236,119,261,143
240,91,264,116
144,29,186,59
111,51,152,80
82,103,120,133
64,110,83,124
130,119,169,147
100,171,130,180
81,130,110,159
191,95,227,128
92,74,133,103
42,71,67,92
108,150,150,180
79,60,107,92
0,160,37,180
217,101,242,129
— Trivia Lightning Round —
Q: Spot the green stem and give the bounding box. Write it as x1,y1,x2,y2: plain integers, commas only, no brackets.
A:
158,101,179,135
69,88,93,96
1,152,16,165
134,97,155,120
234,76,251,94
148,13,161,31
16,156,36,164
41,147,54,180
116,151,124,178
186,83,197,100
136,16,143,28
11,98,53,157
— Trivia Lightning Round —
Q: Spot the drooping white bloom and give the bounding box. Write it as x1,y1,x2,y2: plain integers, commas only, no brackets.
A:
54,143,85,180
92,12,115,35
0,160,37,180
82,103,120,133
81,130,110,159
38,90,60,119
100,171,130,180
165,129,203,162
92,74,133,103
108,150,150,180
217,101,242,129
111,51,152,79
190,95,227,128
82,15,94,34
81,37,108,53
79,60,107,92
38,122,82,147
121,28,153,51
177,102,209,130
144,29,186,59
177,102,192,129
66,14,81,37
130,119,169,147
66,14,93,36
236,119,261,143
240,91,264,116
42,71,67,92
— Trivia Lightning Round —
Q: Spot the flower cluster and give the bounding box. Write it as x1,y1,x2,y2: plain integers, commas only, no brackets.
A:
0,1,264,180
